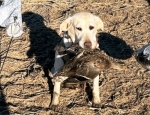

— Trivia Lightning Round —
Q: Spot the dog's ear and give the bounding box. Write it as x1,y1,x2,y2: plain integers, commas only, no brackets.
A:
60,17,72,33
94,16,104,31
60,17,75,43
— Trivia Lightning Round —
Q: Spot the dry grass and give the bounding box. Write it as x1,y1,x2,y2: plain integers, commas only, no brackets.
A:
0,0,150,114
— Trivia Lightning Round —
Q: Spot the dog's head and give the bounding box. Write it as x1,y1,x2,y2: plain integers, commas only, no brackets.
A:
60,12,104,49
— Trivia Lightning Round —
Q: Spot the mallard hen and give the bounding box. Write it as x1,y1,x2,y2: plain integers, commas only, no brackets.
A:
53,44,126,82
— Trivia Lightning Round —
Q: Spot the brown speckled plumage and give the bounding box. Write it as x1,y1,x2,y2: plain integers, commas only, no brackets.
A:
53,44,126,82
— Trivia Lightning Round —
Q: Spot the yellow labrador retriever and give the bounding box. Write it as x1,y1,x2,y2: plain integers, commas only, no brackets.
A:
51,12,104,111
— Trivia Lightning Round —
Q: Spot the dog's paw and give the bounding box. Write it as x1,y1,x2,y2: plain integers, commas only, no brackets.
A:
92,102,101,108
50,104,59,112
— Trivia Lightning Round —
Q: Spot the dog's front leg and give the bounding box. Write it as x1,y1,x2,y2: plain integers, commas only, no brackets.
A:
50,81,61,111
50,76,68,111
92,75,101,108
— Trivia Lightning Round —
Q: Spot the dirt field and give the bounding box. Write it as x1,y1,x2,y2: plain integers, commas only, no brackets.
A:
1,0,150,114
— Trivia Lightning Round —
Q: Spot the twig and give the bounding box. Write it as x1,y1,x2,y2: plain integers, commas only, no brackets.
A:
0,37,13,75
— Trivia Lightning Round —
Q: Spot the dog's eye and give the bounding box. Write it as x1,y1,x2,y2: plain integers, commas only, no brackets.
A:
89,26,94,30
76,27,82,31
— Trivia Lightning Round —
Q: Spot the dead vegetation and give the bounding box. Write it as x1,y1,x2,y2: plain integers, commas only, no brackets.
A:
0,0,150,114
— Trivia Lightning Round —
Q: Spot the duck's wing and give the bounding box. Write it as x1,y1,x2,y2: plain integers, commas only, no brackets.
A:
53,51,84,79
72,58,101,80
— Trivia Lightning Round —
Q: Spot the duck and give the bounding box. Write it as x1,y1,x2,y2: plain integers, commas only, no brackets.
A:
52,44,127,83
135,44,150,70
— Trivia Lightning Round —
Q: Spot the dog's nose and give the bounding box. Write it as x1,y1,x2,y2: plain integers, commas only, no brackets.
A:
84,41,92,48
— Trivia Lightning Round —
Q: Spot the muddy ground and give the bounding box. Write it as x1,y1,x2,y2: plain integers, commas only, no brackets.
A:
0,0,150,114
